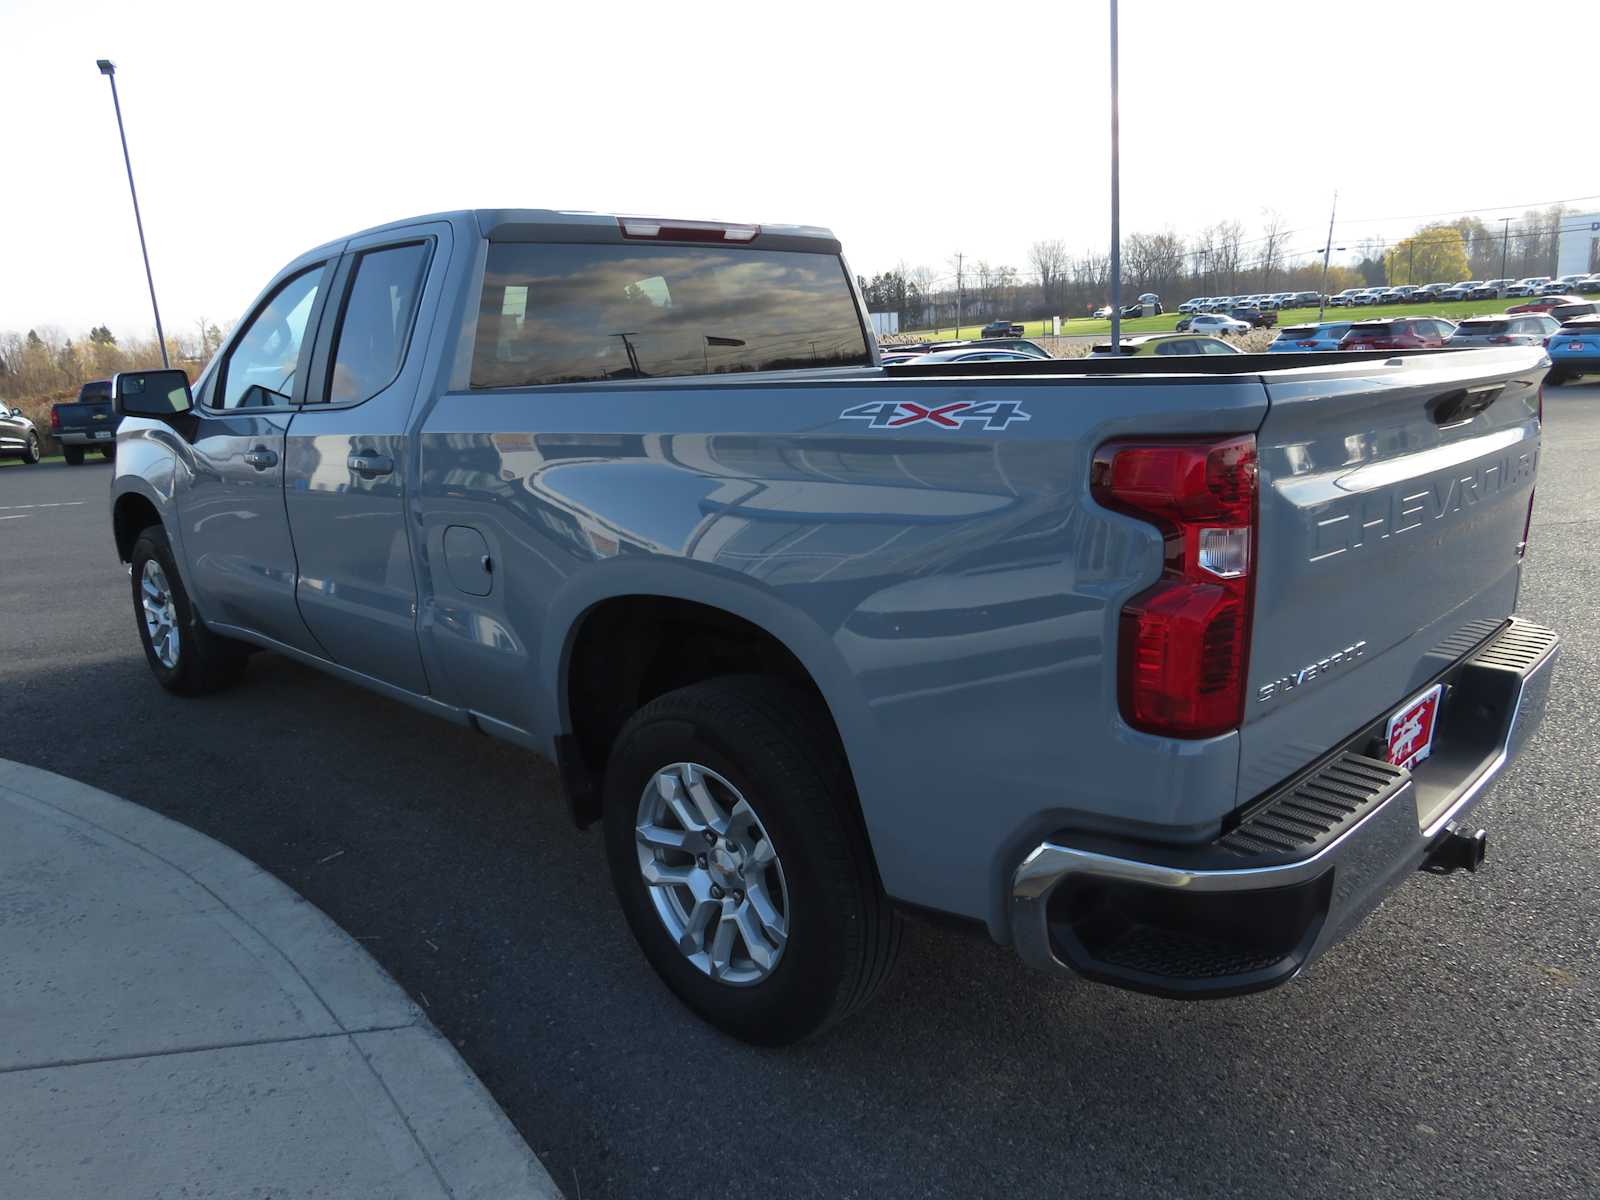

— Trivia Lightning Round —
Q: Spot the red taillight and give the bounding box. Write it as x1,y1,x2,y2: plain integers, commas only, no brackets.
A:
49,407,60,430
618,217,760,242
1091,435,1258,738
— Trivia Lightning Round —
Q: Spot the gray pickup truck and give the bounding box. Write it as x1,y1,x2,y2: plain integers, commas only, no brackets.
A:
108,209,1559,1043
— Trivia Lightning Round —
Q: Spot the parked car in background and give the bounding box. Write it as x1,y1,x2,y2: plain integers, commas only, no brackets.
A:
1538,281,1570,296
1546,316,1600,383
1289,290,1322,306
1505,296,1593,322
1230,305,1277,329
1441,281,1478,301
981,320,1025,339
1378,286,1418,304
1183,312,1252,336
1411,283,1447,302
902,338,1049,359
1505,277,1551,297
1351,288,1388,306
1553,274,1588,291
49,378,119,465
1576,275,1600,295
0,403,44,464
1446,314,1560,347
1086,333,1242,357
903,348,1044,364
1178,298,1206,313
1339,317,1456,350
1467,280,1507,300
1093,304,1114,318
1267,321,1354,352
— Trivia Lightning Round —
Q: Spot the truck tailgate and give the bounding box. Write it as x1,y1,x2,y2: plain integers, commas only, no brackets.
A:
1240,348,1545,806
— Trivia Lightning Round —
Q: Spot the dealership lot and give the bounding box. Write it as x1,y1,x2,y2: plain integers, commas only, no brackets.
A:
2,388,1597,1199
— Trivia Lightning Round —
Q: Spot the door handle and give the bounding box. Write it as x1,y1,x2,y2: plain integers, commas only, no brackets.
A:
243,448,278,471
348,452,394,479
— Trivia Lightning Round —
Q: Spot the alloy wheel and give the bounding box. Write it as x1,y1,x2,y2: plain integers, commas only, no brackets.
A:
635,762,789,986
140,558,180,668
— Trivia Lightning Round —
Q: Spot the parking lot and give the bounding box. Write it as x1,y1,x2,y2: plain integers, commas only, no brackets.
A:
2,386,1597,1199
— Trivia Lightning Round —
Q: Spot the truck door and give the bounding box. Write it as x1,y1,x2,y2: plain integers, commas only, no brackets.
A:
178,261,330,656
280,227,447,694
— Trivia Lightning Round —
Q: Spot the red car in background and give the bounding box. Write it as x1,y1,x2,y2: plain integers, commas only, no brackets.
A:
1338,317,1456,350
1506,295,1594,320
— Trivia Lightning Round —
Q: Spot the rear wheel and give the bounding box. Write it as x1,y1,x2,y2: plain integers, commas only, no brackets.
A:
602,675,901,1044
63,445,84,466
21,433,40,464
1546,371,1570,386
129,524,249,695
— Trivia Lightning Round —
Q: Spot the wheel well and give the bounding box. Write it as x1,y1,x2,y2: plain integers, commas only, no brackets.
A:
113,494,162,562
563,596,842,826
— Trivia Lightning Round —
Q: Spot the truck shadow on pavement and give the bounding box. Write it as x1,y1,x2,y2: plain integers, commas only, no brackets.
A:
0,645,1588,1200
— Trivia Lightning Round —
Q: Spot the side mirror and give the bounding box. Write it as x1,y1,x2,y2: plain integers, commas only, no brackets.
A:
114,369,193,418
8,407,21,418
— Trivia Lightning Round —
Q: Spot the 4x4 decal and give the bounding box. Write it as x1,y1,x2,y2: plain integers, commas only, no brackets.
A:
838,399,1031,431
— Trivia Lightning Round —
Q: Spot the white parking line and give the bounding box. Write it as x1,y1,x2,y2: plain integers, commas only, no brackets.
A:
0,514,27,521
0,501,87,511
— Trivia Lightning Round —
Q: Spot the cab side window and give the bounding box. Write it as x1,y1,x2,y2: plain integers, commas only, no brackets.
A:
323,242,431,405
216,266,325,409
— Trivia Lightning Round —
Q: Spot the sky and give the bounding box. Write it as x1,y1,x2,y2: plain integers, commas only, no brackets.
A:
3,0,1597,340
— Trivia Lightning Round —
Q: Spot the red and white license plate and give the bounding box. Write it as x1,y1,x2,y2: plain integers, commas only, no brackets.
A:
1385,684,1443,771
1569,342,1587,351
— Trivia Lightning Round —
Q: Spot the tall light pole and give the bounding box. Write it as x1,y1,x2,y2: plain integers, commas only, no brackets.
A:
97,59,168,367
1499,217,1513,287
1108,0,1122,351
1316,191,1338,322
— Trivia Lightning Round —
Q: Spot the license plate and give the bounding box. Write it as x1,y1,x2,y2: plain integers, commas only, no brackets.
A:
1569,342,1586,351
1385,684,1443,771
94,430,112,440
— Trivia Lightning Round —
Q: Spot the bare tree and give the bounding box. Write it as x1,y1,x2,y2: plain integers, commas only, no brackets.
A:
1029,239,1068,312
1257,211,1289,291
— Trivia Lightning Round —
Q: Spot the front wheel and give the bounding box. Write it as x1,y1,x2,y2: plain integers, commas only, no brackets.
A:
129,525,249,695
21,433,41,464
602,676,902,1044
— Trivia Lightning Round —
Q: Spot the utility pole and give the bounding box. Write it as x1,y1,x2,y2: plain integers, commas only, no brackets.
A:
1108,0,1122,352
954,252,965,337
97,59,168,367
1499,217,1512,286
1317,191,1338,322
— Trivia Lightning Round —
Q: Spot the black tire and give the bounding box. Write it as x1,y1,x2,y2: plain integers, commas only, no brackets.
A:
99,446,114,460
602,675,902,1044
129,524,249,695
1546,371,1569,386
22,433,41,465
63,444,85,466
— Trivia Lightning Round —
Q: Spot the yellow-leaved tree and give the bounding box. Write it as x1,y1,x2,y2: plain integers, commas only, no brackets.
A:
1385,225,1470,285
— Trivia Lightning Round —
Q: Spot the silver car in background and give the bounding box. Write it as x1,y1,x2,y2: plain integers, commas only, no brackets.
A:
1446,314,1560,347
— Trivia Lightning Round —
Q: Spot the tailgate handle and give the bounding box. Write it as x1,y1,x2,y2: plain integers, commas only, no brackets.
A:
1429,384,1503,426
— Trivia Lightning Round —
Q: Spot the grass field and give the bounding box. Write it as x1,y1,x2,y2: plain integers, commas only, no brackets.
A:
900,295,1567,342
0,453,65,468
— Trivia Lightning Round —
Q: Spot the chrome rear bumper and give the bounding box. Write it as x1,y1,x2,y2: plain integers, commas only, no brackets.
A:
1010,619,1559,999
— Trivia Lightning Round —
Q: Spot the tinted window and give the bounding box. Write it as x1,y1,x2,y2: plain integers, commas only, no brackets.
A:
217,267,325,409
325,242,431,405
1459,320,1510,336
471,242,871,388
1197,339,1238,355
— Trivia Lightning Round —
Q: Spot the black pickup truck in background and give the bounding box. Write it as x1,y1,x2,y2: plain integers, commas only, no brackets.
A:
51,379,118,464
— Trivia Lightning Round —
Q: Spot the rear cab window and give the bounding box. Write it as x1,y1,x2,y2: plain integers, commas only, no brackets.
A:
471,242,872,388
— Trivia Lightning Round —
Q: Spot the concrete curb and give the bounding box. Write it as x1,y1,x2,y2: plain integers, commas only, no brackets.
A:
0,757,562,1200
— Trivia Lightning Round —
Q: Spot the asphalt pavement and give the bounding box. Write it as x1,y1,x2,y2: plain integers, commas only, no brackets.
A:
3,389,1597,1199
